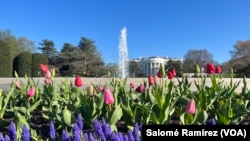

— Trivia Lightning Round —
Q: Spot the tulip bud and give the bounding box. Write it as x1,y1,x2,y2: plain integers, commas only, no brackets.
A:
129,82,135,89
15,81,21,89
206,63,215,74
185,99,196,114
104,88,114,105
40,64,49,73
167,71,174,79
26,87,35,97
215,66,222,74
98,85,104,92
75,76,83,87
87,85,95,96
157,70,163,78
148,75,155,86
171,69,176,77
44,78,51,84
135,84,145,93
45,71,51,79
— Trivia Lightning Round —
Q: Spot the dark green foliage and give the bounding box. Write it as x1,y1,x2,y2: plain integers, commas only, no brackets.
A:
38,39,58,66
32,53,48,77
0,40,12,77
129,61,141,77
165,59,183,77
78,37,105,77
14,51,32,77
58,43,85,76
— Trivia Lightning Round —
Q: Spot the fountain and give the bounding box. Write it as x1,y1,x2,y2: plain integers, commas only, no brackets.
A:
118,27,129,78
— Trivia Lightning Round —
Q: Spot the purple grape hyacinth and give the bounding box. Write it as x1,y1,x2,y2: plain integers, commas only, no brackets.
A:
118,132,124,141
61,130,70,141
88,132,96,141
76,114,84,131
21,125,31,141
123,134,129,141
133,123,140,141
0,133,4,141
72,123,82,141
5,135,10,141
49,121,56,140
110,132,119,141
101,118,112,139
93,119,106,141
127,130,134,141
9,121,17,140
209,118,216,125
84,131,89,141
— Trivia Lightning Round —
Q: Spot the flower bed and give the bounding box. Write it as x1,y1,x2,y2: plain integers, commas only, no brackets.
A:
0,64,249,140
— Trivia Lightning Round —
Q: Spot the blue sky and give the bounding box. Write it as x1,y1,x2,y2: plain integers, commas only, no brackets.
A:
1,0,250,65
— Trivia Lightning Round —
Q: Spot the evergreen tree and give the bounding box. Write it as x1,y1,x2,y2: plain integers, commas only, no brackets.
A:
58,43,85,76
78,37,105,77
38,39,58,65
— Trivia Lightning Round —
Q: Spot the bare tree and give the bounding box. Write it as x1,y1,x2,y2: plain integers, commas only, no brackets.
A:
183,49,214,73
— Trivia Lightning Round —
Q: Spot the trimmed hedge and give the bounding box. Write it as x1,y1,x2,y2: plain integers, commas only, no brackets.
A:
13,51,32,77
0,40,12,77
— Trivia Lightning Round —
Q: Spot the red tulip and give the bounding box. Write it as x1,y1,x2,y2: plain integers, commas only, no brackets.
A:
171,69,176,77
157,70,163,78
104,88,114,105
206,63,215,74
185,99,196,114
167,71,174,79
74,76,83,87
215,66,222,74
148,75,155,85
40,64,49,73
129,82,135,88
26,87,35,97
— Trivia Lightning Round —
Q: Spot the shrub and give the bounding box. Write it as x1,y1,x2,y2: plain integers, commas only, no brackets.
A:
32,53,48,77
0,40,13,77
13,51,32,77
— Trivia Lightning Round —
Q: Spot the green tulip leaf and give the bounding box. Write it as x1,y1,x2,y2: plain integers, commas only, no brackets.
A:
14,107,27,115
148,91,157,104
192,110,208,124
16,113,29,129
28,100,41,113
109,104,122,125
110,124,118,132
96,92,104,109
42,113,50,120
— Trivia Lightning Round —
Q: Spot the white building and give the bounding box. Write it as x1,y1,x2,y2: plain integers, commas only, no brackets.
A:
131,56,183,76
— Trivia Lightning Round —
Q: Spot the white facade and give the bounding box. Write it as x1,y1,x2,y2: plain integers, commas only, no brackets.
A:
132,56,183,76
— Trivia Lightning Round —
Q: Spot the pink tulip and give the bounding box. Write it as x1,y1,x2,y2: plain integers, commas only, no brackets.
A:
26,87,35,97
185,99,196,114
45,71,51,79
135,84,145,93
104,88,114,105
15,81,21,89
44,78,51,84
98,85,104,92
129,82,135,88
